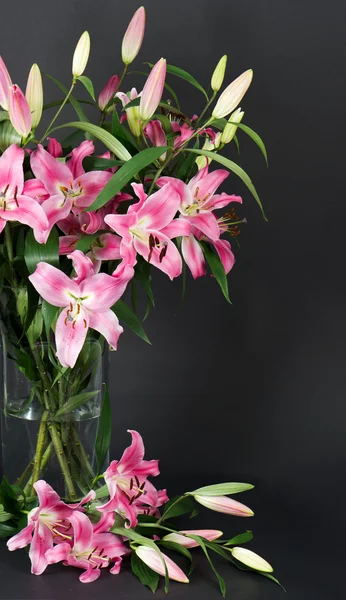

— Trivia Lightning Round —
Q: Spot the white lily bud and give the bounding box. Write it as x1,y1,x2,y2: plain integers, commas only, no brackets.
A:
196,132,221,170
221,107,244,144
72,31,90,77
211,55,227,92
231,547,273,572
25,64,43,129
212,69,253,119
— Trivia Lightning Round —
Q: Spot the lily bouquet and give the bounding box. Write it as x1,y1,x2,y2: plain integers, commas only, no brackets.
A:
0,5,278,595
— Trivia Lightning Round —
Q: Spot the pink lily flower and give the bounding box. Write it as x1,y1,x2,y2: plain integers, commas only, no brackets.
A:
144,119,167,159
8,84,32,138
0,56,12,110
158,166,242,241
28,251,134,368
171,121,194,149
139,58,166,121
6,480,95,575
98,75,120,111
105,183,190,280
182,224,235,279
45,510,128,583
97,430,162,528
135,546,189,583
47,136,63,158
194,495,254,516
0,145,48,241
91,233,122,261
162,529,223,548
116,88,141,137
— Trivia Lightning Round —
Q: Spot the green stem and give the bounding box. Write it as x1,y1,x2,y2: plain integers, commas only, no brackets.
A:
196,92,217,126
38,80,76,143
31,347,57,409
157,495,187,525
115,65,128,93
31,410,48,490
16,459,35,489
48,420,76,501
71,426,95,485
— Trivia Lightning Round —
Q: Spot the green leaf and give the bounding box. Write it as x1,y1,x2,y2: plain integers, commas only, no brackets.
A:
113,300,151,344
131,551,160,593
0,477,20,516
51,121,132,161
45,74,89,122
177,137,199,181
159,540,193,563
233,132,240,155
0,119,21,151
83,156,124,171
87,147,169,211
24,227,60,275
43,98,95,111
187,535,226,598
95,384,112,475
149,62,208,100
189,482,254,496
77,76,96,101
232,123,268,165
75,232,101,252
14,348,39,382
200,241,231,304
225,531,253,546
135,259,155,307
55,390,99,417
160,495,196,520
0,522,17,538
42,300,59,335
185,148,266,219
0,111,9,122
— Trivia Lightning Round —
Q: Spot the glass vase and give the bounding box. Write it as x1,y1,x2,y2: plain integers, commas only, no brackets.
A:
0,286,108,501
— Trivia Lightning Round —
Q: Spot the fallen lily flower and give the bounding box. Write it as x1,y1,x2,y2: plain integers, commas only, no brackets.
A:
135,546,189,583
122,6,146,65
194,495,254,516
162,529,223,548
231,547,273,572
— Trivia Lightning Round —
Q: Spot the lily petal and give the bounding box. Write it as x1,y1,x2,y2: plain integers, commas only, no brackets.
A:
136,184,180,230
67,140,94,179
55,306,89,368
31,144,70,196
181,235,206,279
88,309,123,350
0,144,24,195
80,267,133,311
29,262,80,307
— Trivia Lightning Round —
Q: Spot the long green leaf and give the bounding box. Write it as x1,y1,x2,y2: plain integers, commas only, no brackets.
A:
55,390,99,417
231,122,268,165
83,156,124,171
149,63,208,100
185,148,266,219
113,300,151,344
75,232,101,252
131,551,159,593
24,227,59,275
51,121,132,161
200,242,231,304
225,531,254,546
189,482,254,496
160,495,195,520
187,535,226,598
44,74,89,122
95,384,112,474
88,147,169,211
0,522,17,538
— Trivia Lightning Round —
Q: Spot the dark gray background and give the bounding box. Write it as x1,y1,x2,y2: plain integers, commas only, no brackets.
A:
1,0,345,598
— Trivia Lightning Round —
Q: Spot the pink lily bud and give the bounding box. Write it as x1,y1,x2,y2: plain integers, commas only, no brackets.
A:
135,546,189,583
162,529,223,548
98,75,120,111
231,547,273,572
122,6,146,65
0,56,12,111
211,54,227,92
72,31,90,77
25,64,43,129
144,119,167,160
194,495,254,517
139,58,166,121
212,69,253,119
8,84,32,138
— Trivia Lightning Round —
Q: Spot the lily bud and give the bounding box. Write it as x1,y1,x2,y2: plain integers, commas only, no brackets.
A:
0,56,12,111
139,58,166,121
212,69,253,119
72,31,90,77
221,107,244,144
144,119,167,160
196,131,221,170
135,546,189,583
98,75,120,111
122,6,146,65
162,530,223,548
194,494,254,516
231,547,273,572
8,84,32,138
211,55,227,92
25,64,43,129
